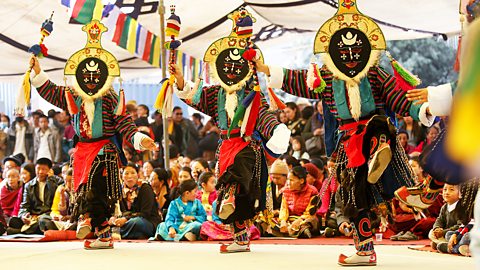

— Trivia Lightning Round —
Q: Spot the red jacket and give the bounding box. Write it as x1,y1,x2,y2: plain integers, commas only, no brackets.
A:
282,184,318,217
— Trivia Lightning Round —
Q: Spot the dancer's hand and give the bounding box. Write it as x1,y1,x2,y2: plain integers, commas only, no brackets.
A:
30,55,41,75
140,136,158,151
168,227,177,238
253,58,270,75
406,88,428,105
169,63,185,90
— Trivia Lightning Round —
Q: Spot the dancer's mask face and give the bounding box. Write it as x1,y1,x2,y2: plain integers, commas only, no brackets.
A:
215,48,250,87
75,57,109,96
328,28,371,78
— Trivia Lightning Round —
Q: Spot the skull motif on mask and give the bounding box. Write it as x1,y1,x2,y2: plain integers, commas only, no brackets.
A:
215,48,250,87
328,28,371,78
75,57,109,96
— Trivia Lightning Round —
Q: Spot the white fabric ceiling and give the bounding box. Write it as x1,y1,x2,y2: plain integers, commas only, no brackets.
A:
0,0,461,82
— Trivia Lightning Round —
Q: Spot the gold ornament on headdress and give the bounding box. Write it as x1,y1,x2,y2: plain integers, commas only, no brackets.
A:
203,9,264,93
313,0,386,54
64,20,120,77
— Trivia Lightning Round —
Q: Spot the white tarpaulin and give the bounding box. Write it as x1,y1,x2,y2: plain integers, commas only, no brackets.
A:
0,0,461,83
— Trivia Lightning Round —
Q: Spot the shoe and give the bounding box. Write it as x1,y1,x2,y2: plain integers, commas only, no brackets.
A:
218,189,236,220
76,216,92,240
324,227,336,238
84,238,114,250
220,242,251,253
394,185,440,210
367,143,392,184
390,231,405,241
431,241,437,250
459,245,470,256
338,252,377,266
397,231,418,241
184,232,197,241
437,242,449,253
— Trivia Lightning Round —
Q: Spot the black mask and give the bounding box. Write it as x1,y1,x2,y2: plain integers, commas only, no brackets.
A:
75,57,109,96
328,28,371,78
215,48,250,87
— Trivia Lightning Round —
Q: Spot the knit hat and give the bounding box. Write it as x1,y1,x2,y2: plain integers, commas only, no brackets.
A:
302,163,320,181
270,159,289,175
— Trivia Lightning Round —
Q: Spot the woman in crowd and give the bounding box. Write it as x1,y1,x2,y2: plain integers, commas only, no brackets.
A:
411,125,440,155
153,179,206,241
178,167,193,183
290,136,310,160
149,168,171,216
398,116,427,147
397,129,415,155
284,102,305,137
113,163,161,239
276,166,319,238
142,161,156,183
190,158,210,183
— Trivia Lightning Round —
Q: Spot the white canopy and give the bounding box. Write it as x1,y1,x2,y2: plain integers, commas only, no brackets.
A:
0,0,461,82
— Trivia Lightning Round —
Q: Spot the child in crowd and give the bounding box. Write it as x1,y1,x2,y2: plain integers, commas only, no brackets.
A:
153,180,206,241
290,136,310,160
428,184,463,249
195,172,217,220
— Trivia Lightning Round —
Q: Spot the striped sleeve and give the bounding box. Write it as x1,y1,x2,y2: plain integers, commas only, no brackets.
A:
376,67,421,121
256,92,281,140
183,85,219,120
36,80,68,111
281,69,322,99
108,94,138,145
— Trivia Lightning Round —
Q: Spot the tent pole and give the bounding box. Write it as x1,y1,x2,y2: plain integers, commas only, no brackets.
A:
159,0,170,170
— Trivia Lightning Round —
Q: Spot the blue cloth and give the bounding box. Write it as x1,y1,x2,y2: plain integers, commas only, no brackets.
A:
120,217,155,239
154,197,207,241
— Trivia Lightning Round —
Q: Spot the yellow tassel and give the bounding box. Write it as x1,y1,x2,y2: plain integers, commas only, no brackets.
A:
23,70,31,106
154,80,169,110
254,84,261,92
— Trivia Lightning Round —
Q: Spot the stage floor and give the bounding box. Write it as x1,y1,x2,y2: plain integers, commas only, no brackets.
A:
0,241,474,270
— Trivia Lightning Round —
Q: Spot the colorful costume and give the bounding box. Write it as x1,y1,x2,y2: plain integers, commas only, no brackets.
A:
266,1,434,266
173,8,290,253
31,20,151,249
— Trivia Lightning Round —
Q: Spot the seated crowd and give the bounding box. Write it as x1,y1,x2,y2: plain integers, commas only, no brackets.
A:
0,102,476,257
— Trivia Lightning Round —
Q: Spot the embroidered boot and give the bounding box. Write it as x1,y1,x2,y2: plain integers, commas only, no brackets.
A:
84,223,113,250
338,252,377,266
220,221,250,253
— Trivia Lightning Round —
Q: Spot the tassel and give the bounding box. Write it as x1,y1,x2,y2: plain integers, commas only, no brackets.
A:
192,78,204,105
241,91,256,107
244,91,261,137
227,104,246,138
154,80,170,110
65,88,79,115
268,87,286,110
114,89,125,115
454,35,462,72
306,63,326,93
267,86,277,111
386,51,421,91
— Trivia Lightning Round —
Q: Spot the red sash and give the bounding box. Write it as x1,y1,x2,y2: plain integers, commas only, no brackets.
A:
72,139,110,191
